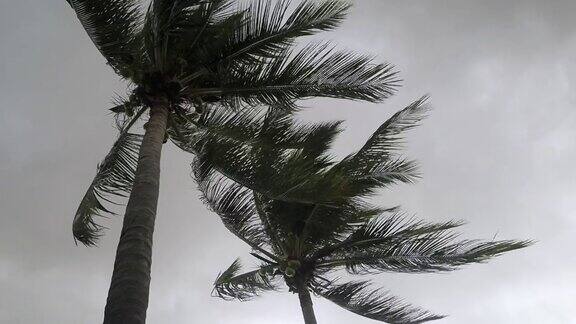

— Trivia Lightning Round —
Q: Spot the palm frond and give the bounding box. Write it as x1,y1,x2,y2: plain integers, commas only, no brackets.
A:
197,170,272,253
169,104,342,153
341,212,465,252
322,157,420,204
310,211,462,260
253,192,287,255
197,105,343,153
183,102,426,211
72,132,142,246
192,139,330,205
188,120,420,208
143,0,234,70
213,259,279,301
313,280,444,323
300,200,385,251
183,107,342,206
190,42,400,107
357,158,420,186
66,0,143,78
322,231,531,274
219,0,350,64
336,97,429,177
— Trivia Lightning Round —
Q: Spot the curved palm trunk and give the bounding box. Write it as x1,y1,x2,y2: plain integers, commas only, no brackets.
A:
298,285,318,324
103,105,168,324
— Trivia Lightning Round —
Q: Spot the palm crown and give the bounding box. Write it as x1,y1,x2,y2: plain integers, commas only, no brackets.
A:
199,99,530,323
67,0,401,246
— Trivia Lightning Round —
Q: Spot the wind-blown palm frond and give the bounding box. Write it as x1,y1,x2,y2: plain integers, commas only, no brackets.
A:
336,97,429,176
170,1,400,109
197,170,271,251
300,201,386,249
192,139,327,205
213,259,280,301
219,0,350,64
168,104,342,154
66,0,143,78
323,157,420,204
181,106,343,205
72,132,142,245
143,0,234,70
322,231,531,274
313,280,444,324
353,96,429,159
313,211,465,259
187,99,425,208
196,105,343,152
190,42,400,107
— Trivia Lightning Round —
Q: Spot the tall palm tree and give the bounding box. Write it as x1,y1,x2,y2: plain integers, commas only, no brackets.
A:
65,0,401,322
201,99,531,323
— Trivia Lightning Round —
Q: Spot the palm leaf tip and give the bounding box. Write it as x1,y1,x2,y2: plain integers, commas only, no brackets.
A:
461,239,533,262
213,259,278,301
315,281,444,323
196,171,271,248
222,0,351,62
354,95,430,160
66,0,142,77
72,132,142,246
327,97,430,197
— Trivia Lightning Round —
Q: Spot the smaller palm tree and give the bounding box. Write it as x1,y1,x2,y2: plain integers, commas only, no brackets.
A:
197,98,531,324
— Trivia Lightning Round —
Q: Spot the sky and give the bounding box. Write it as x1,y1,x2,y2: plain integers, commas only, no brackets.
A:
0,0,575,323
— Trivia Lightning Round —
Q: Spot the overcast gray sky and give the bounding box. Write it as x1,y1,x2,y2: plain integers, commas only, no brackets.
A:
1,0,575,323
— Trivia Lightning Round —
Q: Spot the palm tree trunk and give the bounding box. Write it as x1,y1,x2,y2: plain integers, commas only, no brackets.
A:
103,105,168,324
298,285,318,324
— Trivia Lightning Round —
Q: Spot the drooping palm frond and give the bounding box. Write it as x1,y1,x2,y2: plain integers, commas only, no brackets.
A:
72,132,142,245
197,170,271,253
218,0,350,64
213,259,280,301
313,280,444,324
253,192,288,255
189,42,400,107
66,0,143,78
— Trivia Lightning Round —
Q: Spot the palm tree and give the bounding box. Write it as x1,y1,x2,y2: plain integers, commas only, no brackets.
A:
65,0,401,322
201,99,531,323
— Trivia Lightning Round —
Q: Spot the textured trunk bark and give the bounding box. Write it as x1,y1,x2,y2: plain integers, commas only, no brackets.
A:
298,285,318,324
103,105,168,324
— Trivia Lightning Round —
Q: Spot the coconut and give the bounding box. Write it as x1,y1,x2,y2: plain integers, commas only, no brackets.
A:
284,267,296,278
287,260,301,269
